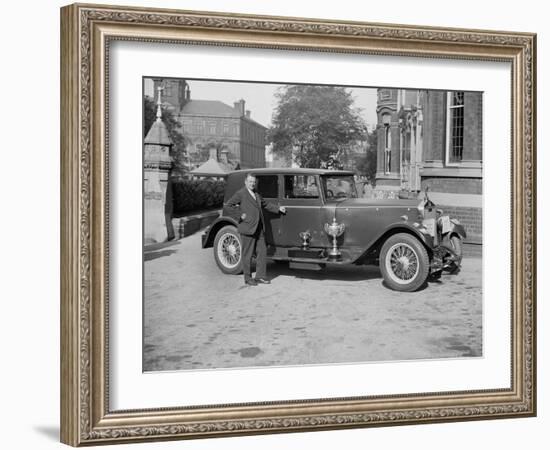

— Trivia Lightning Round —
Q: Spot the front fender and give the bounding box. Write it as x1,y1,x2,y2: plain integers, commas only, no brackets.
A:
356,222,435,263
383,222,436,248
450,221,467,239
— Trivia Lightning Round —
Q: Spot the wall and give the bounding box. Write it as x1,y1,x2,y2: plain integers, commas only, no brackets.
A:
421,177,482,194
424,90,447,162
463,91,483,161
439,205,483,243
240,118,267,168
1,1,546,450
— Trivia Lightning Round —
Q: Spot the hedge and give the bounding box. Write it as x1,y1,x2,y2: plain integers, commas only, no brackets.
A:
172,179,226,214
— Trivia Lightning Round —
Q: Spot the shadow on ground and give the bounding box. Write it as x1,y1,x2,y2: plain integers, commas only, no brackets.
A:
267,261,383,282
144,240,180,252
144,249,178,262
144,240,181,262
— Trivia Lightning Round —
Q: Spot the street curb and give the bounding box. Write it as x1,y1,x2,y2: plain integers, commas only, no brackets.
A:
172,210,220,239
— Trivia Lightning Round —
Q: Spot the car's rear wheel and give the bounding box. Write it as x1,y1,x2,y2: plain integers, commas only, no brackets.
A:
213,225,243,275
379,233,429,292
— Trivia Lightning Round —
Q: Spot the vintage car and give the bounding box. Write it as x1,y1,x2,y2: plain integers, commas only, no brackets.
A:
201,169,466,292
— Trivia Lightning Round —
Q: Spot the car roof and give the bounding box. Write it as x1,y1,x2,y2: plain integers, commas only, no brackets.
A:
229,168,355,176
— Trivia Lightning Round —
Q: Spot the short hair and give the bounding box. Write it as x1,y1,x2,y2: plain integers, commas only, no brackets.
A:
244,172,257,180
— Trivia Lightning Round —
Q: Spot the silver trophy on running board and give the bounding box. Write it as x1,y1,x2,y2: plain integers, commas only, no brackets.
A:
324,218,345,259
299,230,312,249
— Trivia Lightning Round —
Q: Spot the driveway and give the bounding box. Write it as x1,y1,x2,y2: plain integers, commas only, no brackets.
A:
144,234,482,371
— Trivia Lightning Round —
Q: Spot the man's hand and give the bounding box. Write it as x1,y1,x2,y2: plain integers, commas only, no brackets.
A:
279,206,286,214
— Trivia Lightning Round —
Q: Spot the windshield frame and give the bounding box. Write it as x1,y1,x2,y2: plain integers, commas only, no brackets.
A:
320,174,359,201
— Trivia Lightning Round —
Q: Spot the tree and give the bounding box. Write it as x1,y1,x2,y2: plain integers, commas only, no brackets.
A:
144,96,189,178
355,129,378,185
268,85,367,168
200,139,229,162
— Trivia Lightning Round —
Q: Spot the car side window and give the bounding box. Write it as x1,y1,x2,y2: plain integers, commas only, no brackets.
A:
255,175,279,199
284,175,319,199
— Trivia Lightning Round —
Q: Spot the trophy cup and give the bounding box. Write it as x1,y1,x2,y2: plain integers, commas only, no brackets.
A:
324,218,345,259
299,230,312,249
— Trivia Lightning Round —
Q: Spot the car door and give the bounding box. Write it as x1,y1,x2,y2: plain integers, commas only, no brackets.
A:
254,174,283,247
278,174,325,248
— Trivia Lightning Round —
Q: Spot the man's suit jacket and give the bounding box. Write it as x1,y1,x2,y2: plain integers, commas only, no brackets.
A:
225,187,280,236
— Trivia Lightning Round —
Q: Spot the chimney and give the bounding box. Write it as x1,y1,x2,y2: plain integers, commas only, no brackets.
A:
209,148,218,161
245,110,251,118
220,149,229,164
234,99,245,116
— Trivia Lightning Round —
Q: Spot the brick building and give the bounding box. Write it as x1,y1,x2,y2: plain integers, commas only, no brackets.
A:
375,88,483,242
152,78,267,171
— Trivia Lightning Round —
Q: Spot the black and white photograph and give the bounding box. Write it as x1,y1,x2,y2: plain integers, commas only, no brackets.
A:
143,77,483,372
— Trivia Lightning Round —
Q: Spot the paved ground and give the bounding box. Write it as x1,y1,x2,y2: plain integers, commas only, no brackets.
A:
143,234,482,372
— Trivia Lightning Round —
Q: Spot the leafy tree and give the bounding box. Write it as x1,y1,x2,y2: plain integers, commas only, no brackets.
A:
355,129,378,185
268,85,367,168
144,96,188,178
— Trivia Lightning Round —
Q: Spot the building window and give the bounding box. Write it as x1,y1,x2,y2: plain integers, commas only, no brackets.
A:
222,122,229,135
384,124,392,174
182,120,192,132
194,120,205,134
446,91,465,164
382,113,392,174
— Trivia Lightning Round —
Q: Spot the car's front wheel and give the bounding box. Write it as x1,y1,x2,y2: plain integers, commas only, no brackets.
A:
379,233,429,292
213,225,243,275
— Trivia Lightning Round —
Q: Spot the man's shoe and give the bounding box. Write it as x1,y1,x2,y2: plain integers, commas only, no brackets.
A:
255,278,271,284
245,279,258,286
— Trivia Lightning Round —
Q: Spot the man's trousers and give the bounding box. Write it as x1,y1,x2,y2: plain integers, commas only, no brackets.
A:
241,227,267,282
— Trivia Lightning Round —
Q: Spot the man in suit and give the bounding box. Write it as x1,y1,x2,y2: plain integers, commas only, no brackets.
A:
226,173,286,286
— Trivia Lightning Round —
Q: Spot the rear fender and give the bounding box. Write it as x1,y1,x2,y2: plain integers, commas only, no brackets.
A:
201,217,239,248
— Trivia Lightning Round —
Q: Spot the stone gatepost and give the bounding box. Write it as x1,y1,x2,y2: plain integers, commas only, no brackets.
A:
144,86,174,244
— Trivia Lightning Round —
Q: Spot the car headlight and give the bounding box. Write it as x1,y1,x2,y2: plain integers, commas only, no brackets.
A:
422,218,436,237
417,200,425,219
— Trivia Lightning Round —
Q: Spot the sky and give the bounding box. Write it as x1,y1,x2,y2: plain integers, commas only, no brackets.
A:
144,78,378,130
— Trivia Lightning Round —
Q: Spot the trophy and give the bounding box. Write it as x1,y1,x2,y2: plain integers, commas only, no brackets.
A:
324,218,345,259
299,230,312,249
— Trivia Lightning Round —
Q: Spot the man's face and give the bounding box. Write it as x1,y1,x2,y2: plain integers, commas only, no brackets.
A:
245,175,256,191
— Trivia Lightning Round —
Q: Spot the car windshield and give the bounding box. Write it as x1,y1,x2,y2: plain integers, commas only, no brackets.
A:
321,175,358,199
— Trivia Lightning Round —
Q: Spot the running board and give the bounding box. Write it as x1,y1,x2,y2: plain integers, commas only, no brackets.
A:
272,256,353,266
289,261,324,271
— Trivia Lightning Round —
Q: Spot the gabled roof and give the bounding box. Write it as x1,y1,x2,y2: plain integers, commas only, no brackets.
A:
181,100,266,129
190,158,234,176
144,119,172,146
181,100,240,118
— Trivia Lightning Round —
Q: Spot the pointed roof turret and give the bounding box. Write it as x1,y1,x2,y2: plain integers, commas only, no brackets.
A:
145,85,173,146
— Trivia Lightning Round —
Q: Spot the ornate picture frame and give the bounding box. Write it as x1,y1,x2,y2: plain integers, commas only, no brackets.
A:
60,3,536,446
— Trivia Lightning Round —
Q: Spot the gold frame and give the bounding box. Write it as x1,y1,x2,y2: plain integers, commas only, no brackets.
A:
60,3,536,446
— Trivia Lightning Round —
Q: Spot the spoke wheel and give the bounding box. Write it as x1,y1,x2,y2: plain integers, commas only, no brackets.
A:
213,225,243,274
386,243,420,282
379,233,429,292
